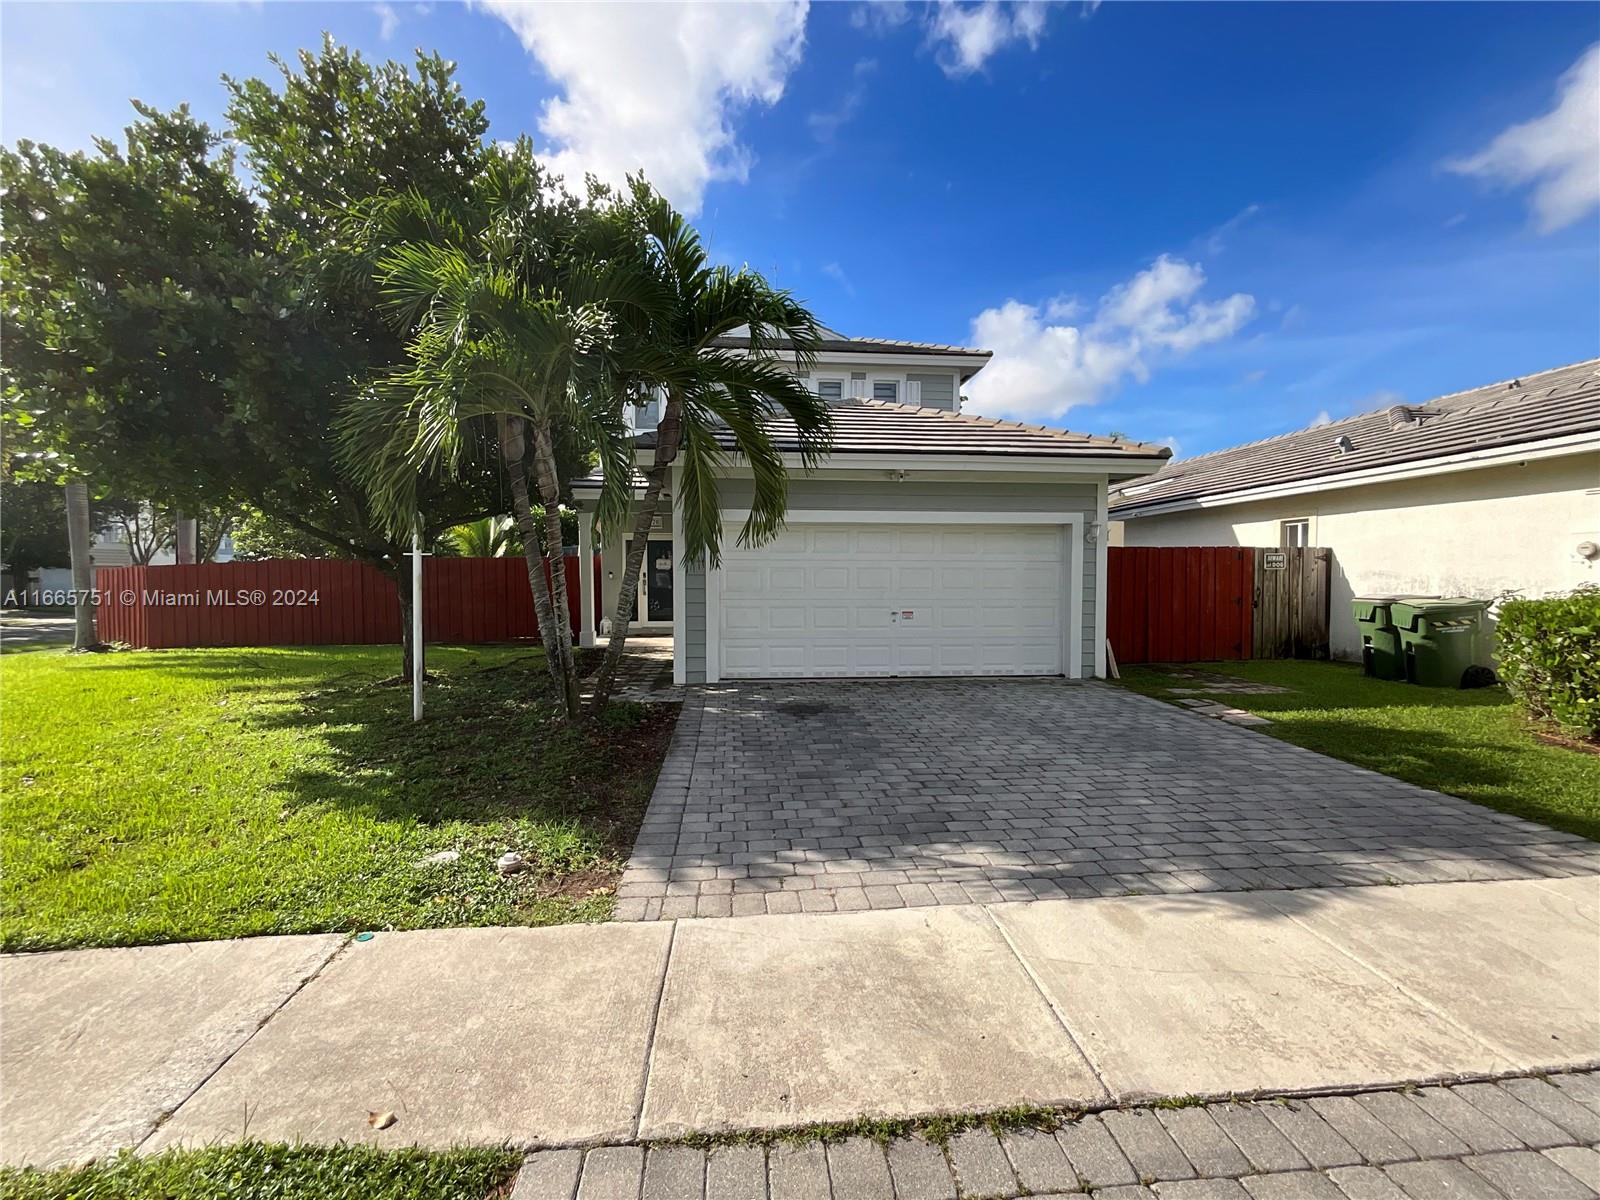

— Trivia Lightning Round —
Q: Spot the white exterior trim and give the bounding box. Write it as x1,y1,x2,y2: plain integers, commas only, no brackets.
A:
760,509,1088,525
1093,486,1108,679
577,510,596,649
1116,432,1600,520
709,508,1084,681
705,546,721,684
638,450,1168,477
671,466,686,685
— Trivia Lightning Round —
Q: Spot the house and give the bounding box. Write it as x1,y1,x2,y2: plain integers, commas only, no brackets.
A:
1110,358,1600,661
572,329,1171,683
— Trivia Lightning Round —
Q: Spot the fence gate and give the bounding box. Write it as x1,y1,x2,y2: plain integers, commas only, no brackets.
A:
1252,546,1331,660
1106,546,1253,665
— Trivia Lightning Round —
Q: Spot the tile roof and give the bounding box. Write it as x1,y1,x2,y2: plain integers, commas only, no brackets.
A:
710,330,991,358
1110,358,1600,515
634,398,1170,460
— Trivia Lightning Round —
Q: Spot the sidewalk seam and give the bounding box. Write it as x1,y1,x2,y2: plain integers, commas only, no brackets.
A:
1259,895,1524,1066
631,918,680,1140
133,934,351,1152
982,905,1115,1103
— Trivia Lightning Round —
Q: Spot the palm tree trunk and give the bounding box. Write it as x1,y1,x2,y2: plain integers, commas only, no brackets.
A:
64,478,98,651
499,415,568,701
528,417,581,720
588,393,684,712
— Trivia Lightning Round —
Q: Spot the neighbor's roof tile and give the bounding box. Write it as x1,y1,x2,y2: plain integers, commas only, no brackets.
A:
1110,358,1600,513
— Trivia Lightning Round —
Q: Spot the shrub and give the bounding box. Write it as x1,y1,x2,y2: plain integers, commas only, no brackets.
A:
1495,587,1600,739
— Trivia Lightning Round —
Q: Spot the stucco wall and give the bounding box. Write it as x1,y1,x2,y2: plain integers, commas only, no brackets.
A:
1115,452,1600,660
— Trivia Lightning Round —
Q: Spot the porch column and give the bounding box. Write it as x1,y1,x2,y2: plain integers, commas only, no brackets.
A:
577,507,596,648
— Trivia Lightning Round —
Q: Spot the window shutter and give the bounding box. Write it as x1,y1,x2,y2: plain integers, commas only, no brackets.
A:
905,379,922,407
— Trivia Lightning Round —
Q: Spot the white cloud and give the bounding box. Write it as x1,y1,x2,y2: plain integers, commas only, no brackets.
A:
821,261,855,296
1309,410,1332,427
1200,202,1261,255
808,58,876,142
479,1,808,216
850,1,910,32
929,1,1049,77
372,2,400,40
964,255,1256,421
1446,42,1600,234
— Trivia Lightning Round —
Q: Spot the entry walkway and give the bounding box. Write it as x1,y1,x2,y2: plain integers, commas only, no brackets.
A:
3,875,1595,1169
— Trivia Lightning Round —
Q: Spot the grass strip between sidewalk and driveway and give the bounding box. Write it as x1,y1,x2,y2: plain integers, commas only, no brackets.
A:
0,644,676,952
0,1142,522,1200
1117,659,1600,842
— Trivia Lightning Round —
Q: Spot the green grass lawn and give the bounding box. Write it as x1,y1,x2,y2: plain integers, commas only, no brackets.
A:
0,1143,521,1200
1117,659,1600,841
0,643,676,951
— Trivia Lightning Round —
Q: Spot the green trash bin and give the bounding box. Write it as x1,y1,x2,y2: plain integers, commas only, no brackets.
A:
1391,598,1489,688
1352,597,1410,681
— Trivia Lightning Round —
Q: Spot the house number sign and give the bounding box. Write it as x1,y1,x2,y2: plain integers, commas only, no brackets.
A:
1263,551,1288,570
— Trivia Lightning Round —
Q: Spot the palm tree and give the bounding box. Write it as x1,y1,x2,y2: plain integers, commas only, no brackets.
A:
339,144,638,720
585,182,834,712
446,516,517,558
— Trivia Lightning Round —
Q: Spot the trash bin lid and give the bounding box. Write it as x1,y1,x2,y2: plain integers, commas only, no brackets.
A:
1353,594,1437,621
1391,597,1487,628
1394,597,1486,610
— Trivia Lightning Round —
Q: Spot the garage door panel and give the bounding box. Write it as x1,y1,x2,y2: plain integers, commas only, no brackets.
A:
940,531,983,555
718,522,1067,679
812,566,850,591
941,566,980,591
855,566,893,591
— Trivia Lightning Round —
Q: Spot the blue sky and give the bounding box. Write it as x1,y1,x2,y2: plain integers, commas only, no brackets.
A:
3,1,1597,456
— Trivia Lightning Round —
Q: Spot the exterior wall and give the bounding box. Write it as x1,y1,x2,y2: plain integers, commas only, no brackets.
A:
594,511,673,634
1115,452,1600,661
684,476,1103,682
799,363,962,410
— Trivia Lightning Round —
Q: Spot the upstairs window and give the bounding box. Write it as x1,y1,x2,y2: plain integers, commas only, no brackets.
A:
872,379,900,402
816,379,844,400
1280,519,1310,548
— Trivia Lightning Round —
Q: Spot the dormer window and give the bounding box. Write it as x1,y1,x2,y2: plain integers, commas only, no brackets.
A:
872,379,900,403
816,378,844,401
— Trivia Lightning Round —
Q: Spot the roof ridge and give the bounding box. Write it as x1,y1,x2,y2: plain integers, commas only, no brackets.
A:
853,397,1167,453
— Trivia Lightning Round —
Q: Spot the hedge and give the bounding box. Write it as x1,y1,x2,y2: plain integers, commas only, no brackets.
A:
1495,587,1600,739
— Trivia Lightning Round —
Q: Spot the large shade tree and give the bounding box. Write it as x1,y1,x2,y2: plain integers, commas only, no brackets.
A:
1,43,501,675
584,182,833,711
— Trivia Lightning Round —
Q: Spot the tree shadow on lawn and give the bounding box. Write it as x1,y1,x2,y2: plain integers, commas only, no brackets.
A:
250,657,679,881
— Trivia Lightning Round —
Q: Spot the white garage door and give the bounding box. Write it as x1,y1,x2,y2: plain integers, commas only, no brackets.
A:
717,523,1067,678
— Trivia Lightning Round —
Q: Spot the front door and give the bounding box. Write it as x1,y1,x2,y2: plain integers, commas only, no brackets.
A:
626,538,675,624
645,538,674,622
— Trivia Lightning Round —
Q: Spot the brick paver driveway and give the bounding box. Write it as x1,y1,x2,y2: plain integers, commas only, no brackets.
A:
614,680,1598,920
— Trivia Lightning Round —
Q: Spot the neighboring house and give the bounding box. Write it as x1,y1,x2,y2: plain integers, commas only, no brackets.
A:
575,329,1170,683
1110,358,1600,661
30,520,234,596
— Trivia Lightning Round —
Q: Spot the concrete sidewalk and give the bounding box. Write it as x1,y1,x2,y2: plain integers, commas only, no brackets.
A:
3,875,1596,1168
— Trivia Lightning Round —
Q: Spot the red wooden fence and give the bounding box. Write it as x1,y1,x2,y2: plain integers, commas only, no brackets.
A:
1106,546,1254,665
95,556,601,650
